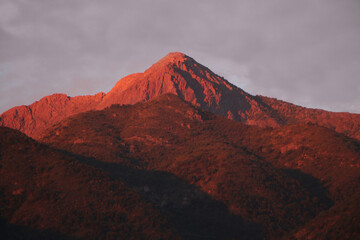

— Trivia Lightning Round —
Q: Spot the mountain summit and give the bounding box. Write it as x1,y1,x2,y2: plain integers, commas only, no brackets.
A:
1,52,360,139
99,52,280,126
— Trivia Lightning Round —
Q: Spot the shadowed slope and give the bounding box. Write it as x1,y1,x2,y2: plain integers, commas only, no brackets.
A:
291,189,360,240
0,127,179,240
0,126,264,240
74,159,264,240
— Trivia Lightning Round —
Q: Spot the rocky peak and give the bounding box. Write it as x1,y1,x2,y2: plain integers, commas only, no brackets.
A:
149,52,190,68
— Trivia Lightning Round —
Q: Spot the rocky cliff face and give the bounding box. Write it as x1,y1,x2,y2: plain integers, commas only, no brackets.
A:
1,52,359,140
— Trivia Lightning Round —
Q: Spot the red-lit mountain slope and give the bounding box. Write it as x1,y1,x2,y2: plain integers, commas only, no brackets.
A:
0,92,105,139
1,52,360,140
0,126,179,240
257,96,360,140
97,52,281,127
218,120,360,200
40,94,360,239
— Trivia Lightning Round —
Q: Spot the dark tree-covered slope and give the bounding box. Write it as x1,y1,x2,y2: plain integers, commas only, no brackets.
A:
0,127,179,240
41,94,360,239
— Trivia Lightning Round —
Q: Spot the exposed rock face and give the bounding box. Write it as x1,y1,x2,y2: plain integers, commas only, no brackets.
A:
0,92,105,139
1,52,360,140
99,52,281,127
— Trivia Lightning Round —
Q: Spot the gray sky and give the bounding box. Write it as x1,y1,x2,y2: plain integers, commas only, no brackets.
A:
1,0,360,114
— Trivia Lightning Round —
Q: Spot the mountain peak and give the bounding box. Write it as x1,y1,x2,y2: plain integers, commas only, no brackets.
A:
100,52,248,113
163,51,188,60
160,52,191,63
146,52,195,72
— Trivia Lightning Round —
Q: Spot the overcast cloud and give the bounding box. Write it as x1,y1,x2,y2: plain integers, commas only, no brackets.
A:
1,0,359,113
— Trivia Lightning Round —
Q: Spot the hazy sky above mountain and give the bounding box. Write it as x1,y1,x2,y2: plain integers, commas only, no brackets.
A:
1,0,359,113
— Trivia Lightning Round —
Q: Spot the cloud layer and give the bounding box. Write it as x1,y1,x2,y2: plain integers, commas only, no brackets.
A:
1,0,360,113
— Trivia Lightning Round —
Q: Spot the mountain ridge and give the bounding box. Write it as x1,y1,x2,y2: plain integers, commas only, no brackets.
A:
1,52,360,140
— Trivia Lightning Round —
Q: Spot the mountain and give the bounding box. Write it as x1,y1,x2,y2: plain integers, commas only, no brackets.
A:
1,52,360,239
97,52,281,127
40,94,360,239
1,52,360,140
